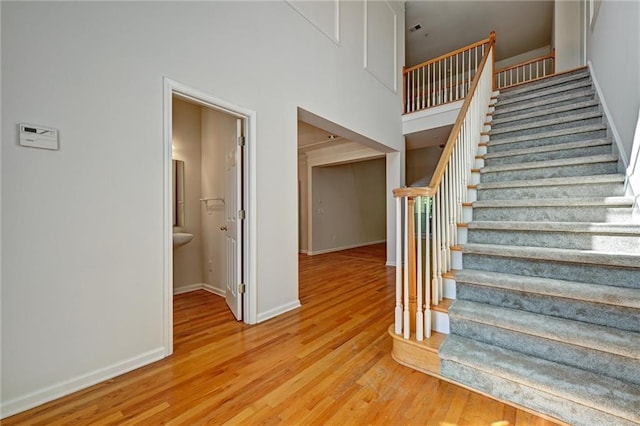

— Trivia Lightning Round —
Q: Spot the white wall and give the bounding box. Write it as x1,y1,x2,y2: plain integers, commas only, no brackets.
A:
201,108,234,295
1,1,404,416
311,158,386,253
172,98,204,291
554,0,584,72
406,146,443,186
586,0,640,163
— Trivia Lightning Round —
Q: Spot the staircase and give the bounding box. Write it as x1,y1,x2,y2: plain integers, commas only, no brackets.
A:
439,68,640,425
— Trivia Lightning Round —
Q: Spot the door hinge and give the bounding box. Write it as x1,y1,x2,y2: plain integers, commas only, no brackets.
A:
237,136,246,147
238,209,246,220
238,283,246,294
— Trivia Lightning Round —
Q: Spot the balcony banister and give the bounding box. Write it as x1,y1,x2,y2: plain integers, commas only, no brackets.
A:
428,34,495,190
494,48,555,75
494,48,555,90
403,31,495,114
403,32,495,74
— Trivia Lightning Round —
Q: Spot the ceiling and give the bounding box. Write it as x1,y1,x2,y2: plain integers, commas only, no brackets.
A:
299,1,554,153
297,121,352,155
405,1,554,67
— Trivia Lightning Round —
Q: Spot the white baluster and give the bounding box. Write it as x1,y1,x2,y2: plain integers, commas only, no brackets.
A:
433,191,442,304
395,197,402,334
403,197,410,339
416,196,423,341
421,67,427,108
425,197,432,338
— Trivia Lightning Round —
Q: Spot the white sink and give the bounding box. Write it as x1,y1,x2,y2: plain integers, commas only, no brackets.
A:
173,232,194,247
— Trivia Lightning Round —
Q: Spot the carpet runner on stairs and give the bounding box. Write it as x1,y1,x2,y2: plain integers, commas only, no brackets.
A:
438,67,640,426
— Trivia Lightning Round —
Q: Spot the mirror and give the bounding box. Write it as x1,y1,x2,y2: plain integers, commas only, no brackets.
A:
172,159,185,228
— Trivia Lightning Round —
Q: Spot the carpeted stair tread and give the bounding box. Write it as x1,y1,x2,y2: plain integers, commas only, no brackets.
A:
480,154,617,174
490,100,600,126
489,110,603,136
497,79,593,106
467,220,640,235
466,220,640,252
449,300,640,360
487,123,606,147
498,68,590,97
454,269,640,309
493,89,595,117
483,138,611,160
440,336,640,425
476,174,624,190
441,67,640,425
473,195,634,208
462,242,640,269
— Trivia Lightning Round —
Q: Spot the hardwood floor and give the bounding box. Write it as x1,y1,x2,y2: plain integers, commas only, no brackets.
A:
4,243,559,425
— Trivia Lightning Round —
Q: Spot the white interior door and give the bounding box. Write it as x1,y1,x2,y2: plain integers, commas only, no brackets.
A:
224,118,243,320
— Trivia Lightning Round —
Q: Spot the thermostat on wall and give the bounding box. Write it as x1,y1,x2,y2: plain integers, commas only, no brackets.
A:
19,123,59,150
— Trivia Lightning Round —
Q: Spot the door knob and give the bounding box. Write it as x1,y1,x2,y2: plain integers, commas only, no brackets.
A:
220,225,227,231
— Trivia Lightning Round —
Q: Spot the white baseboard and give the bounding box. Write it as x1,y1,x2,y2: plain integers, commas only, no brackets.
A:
588,61,628,168
173,283,203,295
385,260,397,267
256,300,301,323
307,240,386,256
299,249,308,254
202,284,225,297
0,347,166,419
174,283,225,297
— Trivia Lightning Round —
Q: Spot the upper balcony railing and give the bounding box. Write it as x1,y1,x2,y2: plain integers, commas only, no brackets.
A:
494,49,555,90
403,32,495,114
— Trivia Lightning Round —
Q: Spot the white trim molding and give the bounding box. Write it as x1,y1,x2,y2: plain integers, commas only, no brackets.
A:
588,61,627,168
587,62,640,217
256,300,301,324
0,348,165,419
163,77,259,344
173,283,226,297
363,0,398,93
307,239,386,256
203,284,226,297
286,0,340,46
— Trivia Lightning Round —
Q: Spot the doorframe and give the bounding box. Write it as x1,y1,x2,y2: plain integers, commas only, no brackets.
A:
162,78,257,356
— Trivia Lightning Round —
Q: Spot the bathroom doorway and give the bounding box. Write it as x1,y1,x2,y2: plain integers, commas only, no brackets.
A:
163,79,256,355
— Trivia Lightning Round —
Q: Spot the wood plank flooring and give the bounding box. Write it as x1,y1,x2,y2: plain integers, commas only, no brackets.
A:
4,243,559,425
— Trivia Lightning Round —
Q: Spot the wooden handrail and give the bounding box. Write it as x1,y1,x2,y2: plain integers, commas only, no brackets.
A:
428,39,495,190
393,187,432,198
394,35,495,199
404,32,495,74
494,48,555,75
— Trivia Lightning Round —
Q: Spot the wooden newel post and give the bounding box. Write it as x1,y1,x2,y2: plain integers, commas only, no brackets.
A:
407,197,417,331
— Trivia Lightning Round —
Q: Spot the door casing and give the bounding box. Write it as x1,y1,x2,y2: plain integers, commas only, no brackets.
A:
163,78,257,356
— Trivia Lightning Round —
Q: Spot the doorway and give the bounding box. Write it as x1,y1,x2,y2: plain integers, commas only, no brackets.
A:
163,78,257,356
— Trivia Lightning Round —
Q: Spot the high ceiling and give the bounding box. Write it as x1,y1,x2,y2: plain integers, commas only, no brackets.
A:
405,0,554,67
299,1,555,153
